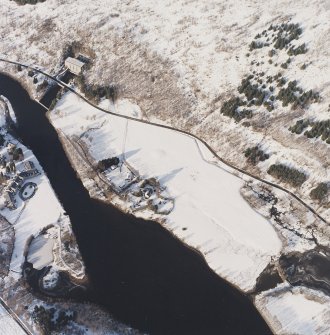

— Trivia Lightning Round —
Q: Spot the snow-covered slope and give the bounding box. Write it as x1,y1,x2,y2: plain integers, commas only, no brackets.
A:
256,284,330,335
1,0,329,220
51,91,282,291
0,304,25,335
49,89,330,334
0,99,141,335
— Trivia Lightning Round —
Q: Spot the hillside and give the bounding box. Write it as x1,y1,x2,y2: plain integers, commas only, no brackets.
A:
1,0,329,220
1,1,330,334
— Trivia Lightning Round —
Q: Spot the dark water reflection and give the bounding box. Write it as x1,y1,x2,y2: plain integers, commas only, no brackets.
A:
0,73,271,335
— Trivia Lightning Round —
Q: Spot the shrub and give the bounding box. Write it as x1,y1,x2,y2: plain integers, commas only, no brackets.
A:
268,49,276,57
238,77,266,104
32,306,53,334
11,0,46,4
220,97,252,122
277,81,319,108
288,43,308,56
277,78,286,86
13,147,23,161
249,40,264,51
272,23,303,50
75,74,118,103
304,119,330,143
267,164,307,187
32,305,76,333
310,183,328,201
97,157,120,171
244,146,269,165
289,119,310,134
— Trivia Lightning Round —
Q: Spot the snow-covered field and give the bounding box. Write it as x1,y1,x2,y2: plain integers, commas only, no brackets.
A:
50,89,330,334
1,0,330,221
27,235,55,270
0,134,63,277
1,0,330,333
0,304,25,335
256,284,330,335
51,91,282,291
0,100,141,334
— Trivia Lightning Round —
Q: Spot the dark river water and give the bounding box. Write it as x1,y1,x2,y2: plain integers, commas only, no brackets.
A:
0,72,272,335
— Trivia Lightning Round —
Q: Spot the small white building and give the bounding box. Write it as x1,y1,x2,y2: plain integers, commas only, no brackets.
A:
65,57,85,75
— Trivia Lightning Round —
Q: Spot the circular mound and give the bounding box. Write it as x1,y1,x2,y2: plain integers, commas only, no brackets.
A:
19,182,37,201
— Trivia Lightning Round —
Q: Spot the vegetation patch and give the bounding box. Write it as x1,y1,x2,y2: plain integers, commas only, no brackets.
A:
250,22,306,54
10,0,45,4
32,305,76,334
287,43,308,56
220,97,252,122
290,119,330,144
289,119,310,134
60,42,115,103
310,183,329,201
304,120,330,143
272,23,303,51
97,156,120,172
0,216,15,278
267,164,307,187
277,80,320,108
221,22,323,123
244,146,269,165
238,76,266,106
75,74,118,103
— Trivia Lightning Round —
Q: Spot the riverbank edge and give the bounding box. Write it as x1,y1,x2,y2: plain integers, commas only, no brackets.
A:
0,95,96,331
3,95,87,283
0,79,146,335
46,110,278,335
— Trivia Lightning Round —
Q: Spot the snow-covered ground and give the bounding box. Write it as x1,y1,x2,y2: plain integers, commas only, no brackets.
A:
1,0,330,333
0,304,25,335
51,91,282,291
27,235,55,270
0,132,63,276
256,284,330,335
0,100,141,334
50,90,330,334
1,0,330,221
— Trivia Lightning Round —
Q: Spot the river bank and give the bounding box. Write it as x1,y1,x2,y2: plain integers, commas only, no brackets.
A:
49,89,282,292
0,74,143,334
47,81,330,335
0,72,273,334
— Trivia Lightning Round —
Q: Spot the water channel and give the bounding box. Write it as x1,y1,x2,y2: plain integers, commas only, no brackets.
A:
0,72,271,335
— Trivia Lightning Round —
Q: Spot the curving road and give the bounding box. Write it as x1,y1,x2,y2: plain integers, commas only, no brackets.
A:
0,57,328,225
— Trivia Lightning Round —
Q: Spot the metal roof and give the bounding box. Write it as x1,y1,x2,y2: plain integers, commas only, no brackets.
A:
65,57,85,68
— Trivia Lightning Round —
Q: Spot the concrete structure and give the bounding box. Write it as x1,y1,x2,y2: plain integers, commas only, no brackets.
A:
65,57,85,75
19,168,40,179
2,167,40,210
24,161,35,171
